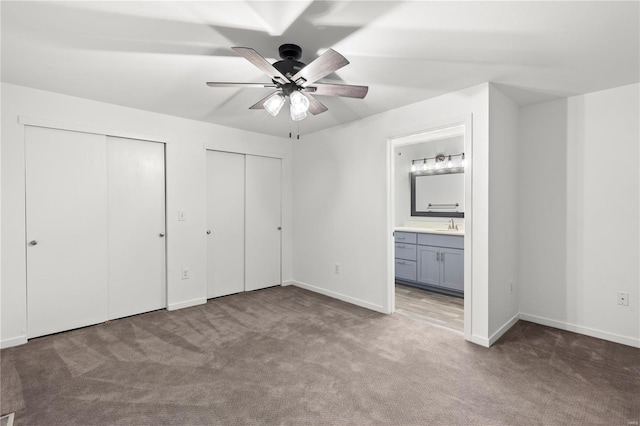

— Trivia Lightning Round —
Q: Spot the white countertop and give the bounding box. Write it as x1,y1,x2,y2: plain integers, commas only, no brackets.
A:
395,226,464,236
395,221,465,236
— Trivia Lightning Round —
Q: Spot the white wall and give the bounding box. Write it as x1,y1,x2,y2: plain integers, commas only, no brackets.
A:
394,137,464,226
519,83,639,347
487,84,520,341
292,83,493,345
1,83,293,348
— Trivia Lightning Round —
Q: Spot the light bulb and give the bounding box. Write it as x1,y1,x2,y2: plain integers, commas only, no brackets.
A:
264,93,285,116
461,153,466,167
411,163,417,172
422,160,427,171
447,155,453,168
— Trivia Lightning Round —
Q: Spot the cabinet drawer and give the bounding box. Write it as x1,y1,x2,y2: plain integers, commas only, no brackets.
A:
417,233,464,249
395,232,417,244
395,243,417,261
395,259,417,282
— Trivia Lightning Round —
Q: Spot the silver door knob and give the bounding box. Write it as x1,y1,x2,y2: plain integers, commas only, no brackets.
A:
277,227,282,230
159,233,165,238
206,230,211,235
29,240,38,246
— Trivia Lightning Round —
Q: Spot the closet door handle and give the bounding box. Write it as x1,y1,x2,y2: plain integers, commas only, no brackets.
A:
277,226,282,230
159,233,165,238
206,230,211,235
29,240,38,246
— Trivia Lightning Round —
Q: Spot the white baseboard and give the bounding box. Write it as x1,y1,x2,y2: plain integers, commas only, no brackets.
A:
469,334,490,347
167,297,207,311
289,280,387,314
489,312,520,346
281,280,295,286
520,312,640,348
1,335,28,349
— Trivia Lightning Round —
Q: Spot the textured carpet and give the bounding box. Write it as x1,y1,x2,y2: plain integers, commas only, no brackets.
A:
1,286,639,425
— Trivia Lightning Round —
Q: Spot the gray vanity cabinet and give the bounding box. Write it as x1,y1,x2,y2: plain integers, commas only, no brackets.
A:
395,231,464,296
418,246,464,292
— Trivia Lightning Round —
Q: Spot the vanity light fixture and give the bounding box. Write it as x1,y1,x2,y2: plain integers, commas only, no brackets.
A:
411,152,465,176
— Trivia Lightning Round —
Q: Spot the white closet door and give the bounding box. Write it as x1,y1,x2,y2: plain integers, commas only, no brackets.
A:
245,155,282,291
206,150,245,298
107,137,166,319
26,126,108,338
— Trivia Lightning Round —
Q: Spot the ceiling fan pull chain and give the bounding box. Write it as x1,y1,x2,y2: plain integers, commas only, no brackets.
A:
297,121,300,140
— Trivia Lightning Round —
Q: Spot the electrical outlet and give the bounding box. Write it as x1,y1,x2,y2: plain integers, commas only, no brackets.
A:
617,291,629,306
178,211,186,221
181,268,190,280
334,263,340,274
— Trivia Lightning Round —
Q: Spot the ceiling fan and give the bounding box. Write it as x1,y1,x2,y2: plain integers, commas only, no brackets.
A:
206,44,368,122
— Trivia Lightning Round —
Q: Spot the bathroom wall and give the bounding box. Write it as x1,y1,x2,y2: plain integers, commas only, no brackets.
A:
394,136,465,227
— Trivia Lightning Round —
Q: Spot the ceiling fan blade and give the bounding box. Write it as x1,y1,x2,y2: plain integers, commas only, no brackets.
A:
302,93,328,115
206,82,277,88
249,91,281,110
232,47,290,84
291,49,349,87
306,83,369,99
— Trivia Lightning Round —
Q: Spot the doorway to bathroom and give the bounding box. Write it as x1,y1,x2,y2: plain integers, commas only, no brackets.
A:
388,117,472,340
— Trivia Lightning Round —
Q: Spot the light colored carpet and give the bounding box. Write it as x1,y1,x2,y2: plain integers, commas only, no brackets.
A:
1,286,639,425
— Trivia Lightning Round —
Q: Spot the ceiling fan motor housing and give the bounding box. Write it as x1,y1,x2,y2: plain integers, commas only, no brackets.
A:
273,44,306,82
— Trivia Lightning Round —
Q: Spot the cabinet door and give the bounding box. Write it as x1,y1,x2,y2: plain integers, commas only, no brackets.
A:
26,126,109,338
417,245,440,286
440,248,464,292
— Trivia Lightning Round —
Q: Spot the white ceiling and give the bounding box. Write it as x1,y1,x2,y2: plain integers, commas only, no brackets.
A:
2,1,639,137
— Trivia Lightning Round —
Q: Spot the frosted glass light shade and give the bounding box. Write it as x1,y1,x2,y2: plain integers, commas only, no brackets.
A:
264,93,285,116
290,107,307,121
289,91,309,121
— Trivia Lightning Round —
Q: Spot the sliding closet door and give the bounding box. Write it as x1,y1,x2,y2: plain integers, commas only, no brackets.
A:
26,126,109,338
206,150,245,298
245,155,282,291
107,137,166,319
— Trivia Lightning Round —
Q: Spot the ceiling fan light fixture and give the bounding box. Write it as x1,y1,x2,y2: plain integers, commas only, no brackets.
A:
264,93,285,116
289,90,310,121
290,105,307,121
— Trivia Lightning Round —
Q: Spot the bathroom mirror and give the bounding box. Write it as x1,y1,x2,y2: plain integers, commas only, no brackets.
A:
411,171,464,218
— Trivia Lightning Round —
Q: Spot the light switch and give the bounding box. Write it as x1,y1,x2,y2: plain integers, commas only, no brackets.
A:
178,211,186,221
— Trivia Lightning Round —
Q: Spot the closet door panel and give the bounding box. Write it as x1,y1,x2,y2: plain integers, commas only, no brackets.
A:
206,150,245,298
25,126,109,338
245,155,281,291
107,137,166,319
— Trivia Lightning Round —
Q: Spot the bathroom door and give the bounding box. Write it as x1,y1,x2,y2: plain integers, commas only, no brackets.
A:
26,126,109,338
245,155,282,291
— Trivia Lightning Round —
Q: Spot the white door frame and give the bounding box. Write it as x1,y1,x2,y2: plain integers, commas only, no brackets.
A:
387,114,473,341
